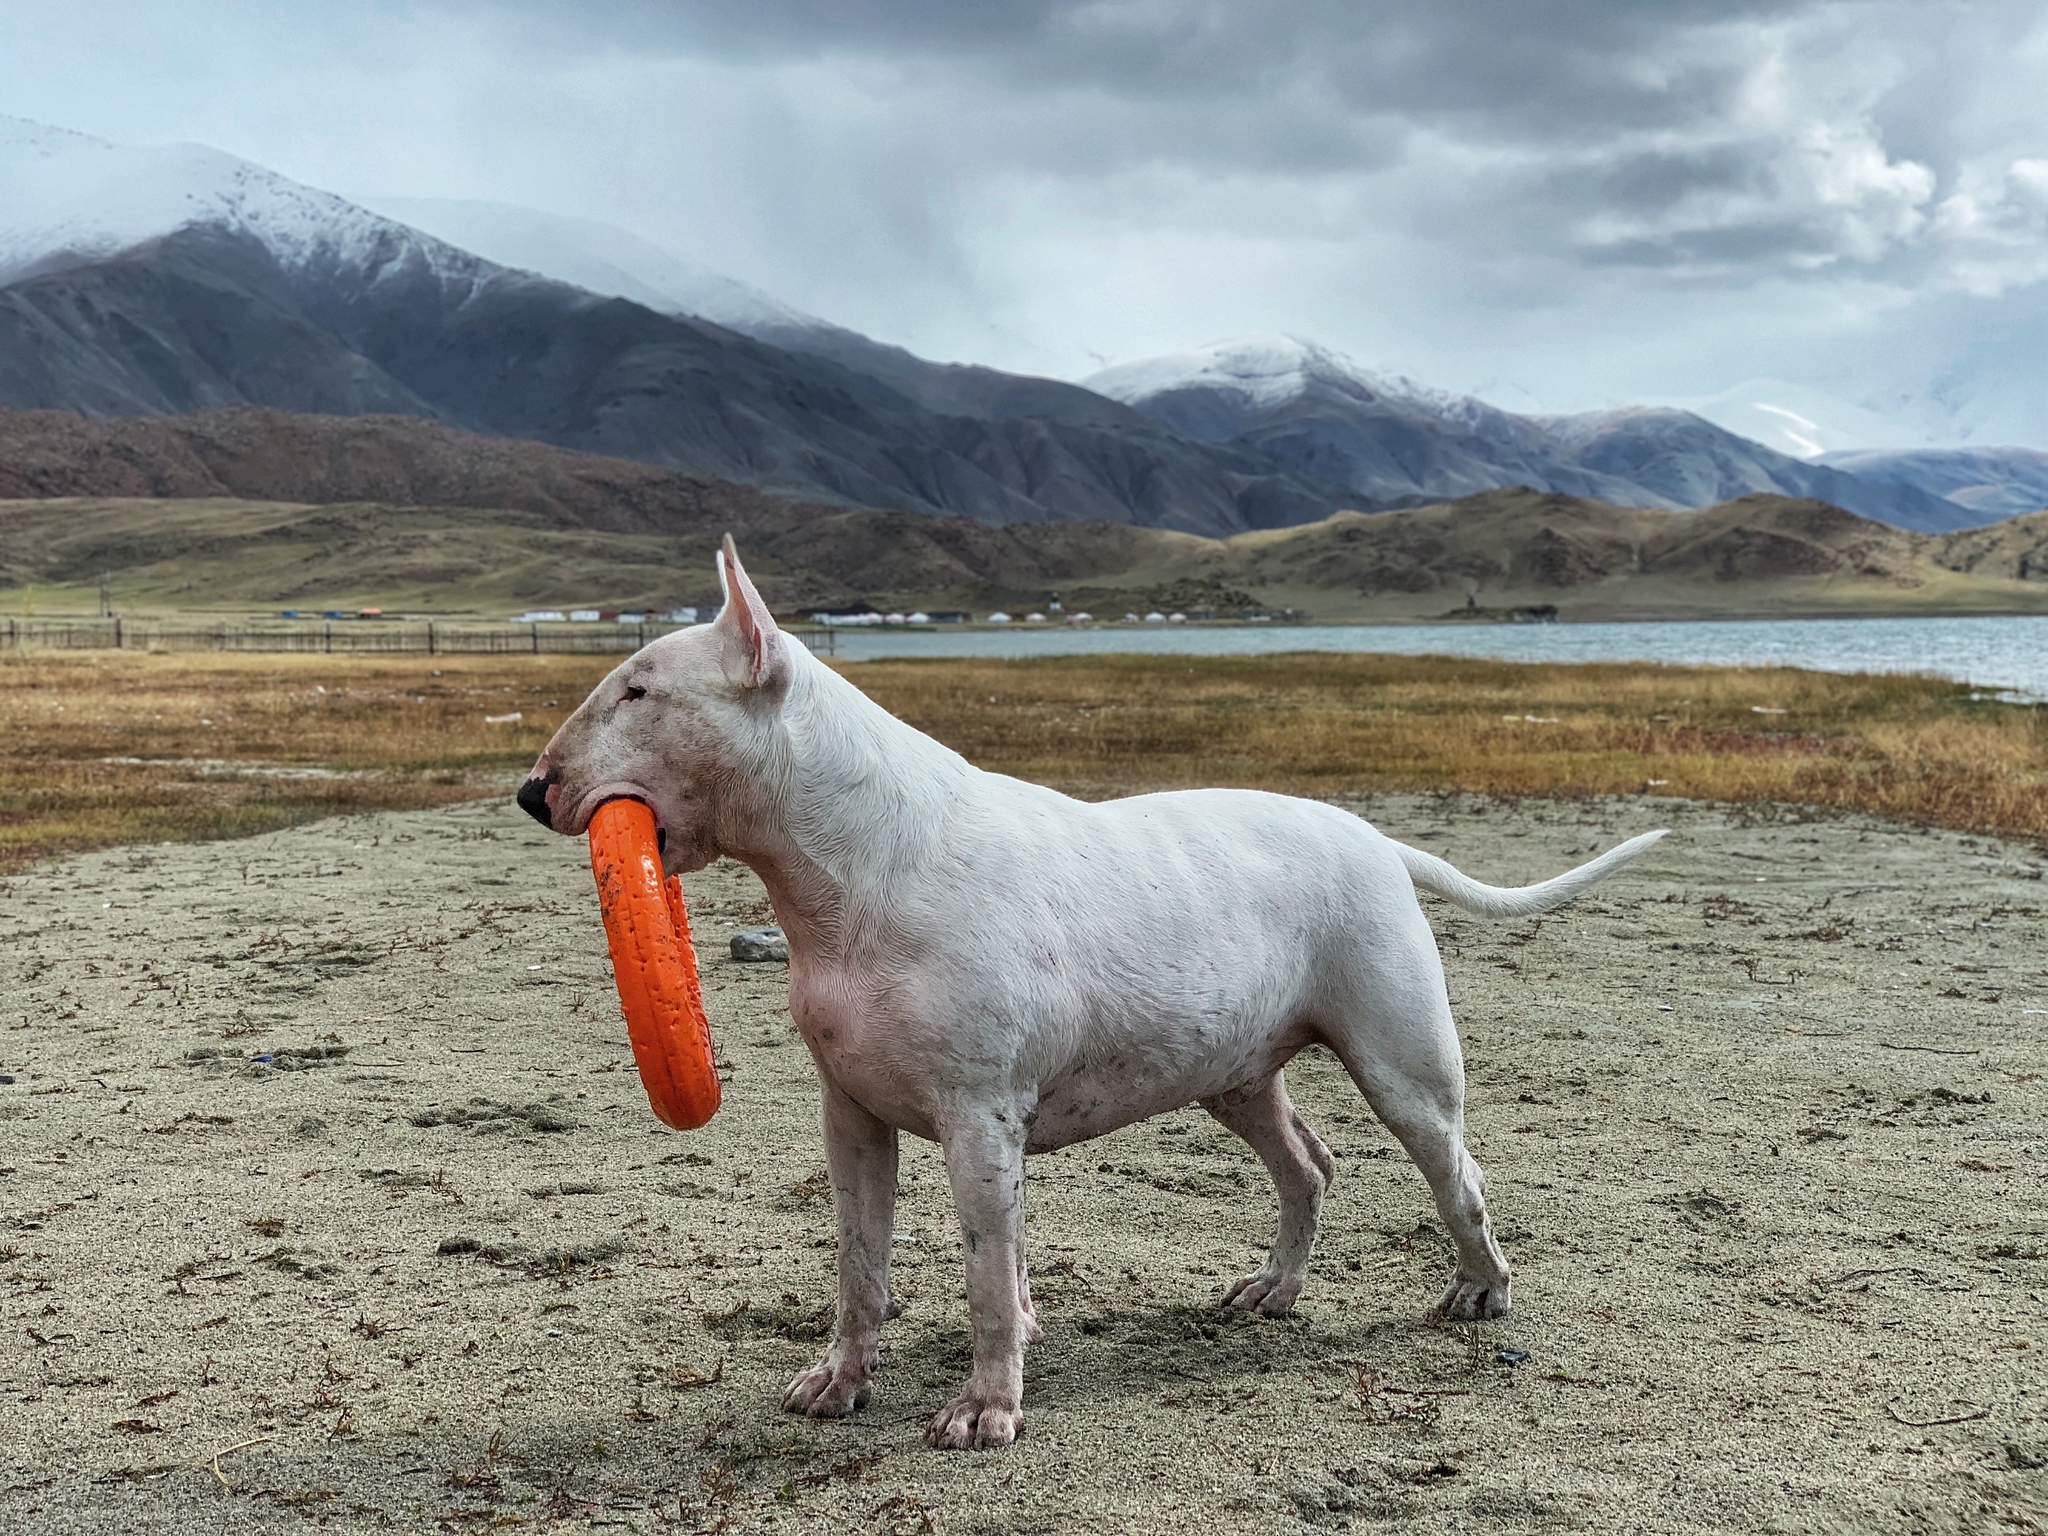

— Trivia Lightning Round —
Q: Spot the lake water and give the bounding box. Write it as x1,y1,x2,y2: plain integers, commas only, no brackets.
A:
828,614,2048,697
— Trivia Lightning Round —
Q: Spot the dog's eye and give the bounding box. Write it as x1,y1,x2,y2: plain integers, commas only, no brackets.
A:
622,684,647,702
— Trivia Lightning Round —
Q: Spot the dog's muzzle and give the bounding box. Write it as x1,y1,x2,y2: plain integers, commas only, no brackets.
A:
517,775,554,830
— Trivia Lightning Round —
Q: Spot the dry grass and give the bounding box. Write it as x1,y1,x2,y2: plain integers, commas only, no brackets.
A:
0,650,591,873
2,647,2042,874
852,653,2048,842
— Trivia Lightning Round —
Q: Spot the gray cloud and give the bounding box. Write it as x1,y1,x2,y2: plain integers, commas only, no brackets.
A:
401,0,2040,284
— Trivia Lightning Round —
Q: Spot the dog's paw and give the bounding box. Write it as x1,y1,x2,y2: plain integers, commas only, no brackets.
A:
782,1357,872,1419
926,1394,1022,1450
1433,1270,1512,1322
1222,1265,1303,1318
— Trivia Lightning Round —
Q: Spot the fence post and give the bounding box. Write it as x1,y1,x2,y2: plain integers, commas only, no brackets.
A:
113,617,123,649
324,622,332,654
427,621,436,657
532,625,539,656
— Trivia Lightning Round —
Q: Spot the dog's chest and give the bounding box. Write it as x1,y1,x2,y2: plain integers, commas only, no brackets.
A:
783,967,953,1136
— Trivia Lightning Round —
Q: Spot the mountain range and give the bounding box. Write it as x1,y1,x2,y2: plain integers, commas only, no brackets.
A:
0,115,2041,542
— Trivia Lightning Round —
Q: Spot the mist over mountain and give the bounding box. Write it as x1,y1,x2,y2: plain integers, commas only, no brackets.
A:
0,117,2037,543
353,196,817,335
1814,448,2048,523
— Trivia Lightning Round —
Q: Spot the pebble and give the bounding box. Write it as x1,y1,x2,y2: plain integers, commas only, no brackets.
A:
730,927,788,963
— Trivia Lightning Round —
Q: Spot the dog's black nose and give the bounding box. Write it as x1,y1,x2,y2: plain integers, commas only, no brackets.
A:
516,776,553,829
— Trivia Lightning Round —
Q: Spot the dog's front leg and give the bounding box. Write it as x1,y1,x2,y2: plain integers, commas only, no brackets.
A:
927,1111,1030,1450
783,1079,899,1419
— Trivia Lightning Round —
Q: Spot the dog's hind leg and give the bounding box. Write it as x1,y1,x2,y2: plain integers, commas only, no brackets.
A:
1323,928,1512,1321
784,1079,899,1419
1203,1072,1334,1318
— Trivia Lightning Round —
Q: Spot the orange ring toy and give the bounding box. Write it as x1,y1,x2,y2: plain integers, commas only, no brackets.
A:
587,798,722,1130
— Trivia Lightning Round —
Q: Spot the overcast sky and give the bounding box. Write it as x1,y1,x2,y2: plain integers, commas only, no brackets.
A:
3,1,2043,439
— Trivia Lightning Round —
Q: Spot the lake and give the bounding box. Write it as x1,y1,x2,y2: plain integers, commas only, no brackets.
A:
826,614,2048,697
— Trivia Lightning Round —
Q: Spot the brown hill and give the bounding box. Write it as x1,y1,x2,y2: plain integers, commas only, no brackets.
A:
1199,492,1931,598
1,408,2044,618
1125,492,2048,619
2,490,2043,621
0,404,811,536
1927,509,2048,583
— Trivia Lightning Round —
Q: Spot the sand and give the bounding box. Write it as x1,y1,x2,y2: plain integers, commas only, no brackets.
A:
0,791,2043,1535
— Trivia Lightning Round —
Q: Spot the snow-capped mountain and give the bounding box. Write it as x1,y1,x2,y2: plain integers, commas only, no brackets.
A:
1089,335,1485,431
0,116,491,293
0,117,2031,539
0,119,1349,534
1087,336,1981,532
353,196,815,333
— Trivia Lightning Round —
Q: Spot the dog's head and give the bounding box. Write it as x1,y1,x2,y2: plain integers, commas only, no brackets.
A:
517,536,793,872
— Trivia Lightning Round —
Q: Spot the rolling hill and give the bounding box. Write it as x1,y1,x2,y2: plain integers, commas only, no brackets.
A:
4,479,2042,623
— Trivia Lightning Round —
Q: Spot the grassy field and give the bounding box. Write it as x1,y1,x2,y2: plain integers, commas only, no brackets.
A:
1,646,2042,874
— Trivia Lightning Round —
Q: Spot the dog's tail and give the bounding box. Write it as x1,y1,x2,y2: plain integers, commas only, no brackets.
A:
1394,830,1667,918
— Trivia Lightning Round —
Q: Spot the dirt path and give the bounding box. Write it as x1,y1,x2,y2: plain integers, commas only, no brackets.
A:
1,793,2043,1534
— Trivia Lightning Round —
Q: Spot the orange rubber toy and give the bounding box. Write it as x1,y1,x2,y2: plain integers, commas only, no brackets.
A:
587,799,721,1130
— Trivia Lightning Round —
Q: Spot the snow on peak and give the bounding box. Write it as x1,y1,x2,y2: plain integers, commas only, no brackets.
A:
0,114,494,289
354,197,816,332
1083,334,1484,422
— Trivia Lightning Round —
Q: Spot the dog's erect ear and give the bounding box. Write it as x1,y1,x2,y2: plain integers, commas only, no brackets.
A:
715,534,789,692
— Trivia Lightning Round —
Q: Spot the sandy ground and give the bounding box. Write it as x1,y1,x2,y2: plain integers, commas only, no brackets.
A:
0,790,2044,1535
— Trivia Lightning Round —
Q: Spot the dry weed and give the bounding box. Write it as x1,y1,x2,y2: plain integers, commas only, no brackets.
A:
1,647,2040,874
852,653,2047,842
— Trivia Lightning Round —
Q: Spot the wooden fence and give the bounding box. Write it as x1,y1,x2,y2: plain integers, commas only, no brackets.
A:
0,619,836,657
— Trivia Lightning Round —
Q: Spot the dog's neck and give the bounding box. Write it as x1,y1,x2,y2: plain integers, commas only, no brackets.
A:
708,647,971,958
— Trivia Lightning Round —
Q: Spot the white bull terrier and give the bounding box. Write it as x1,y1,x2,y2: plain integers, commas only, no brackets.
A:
519,537,1664,1450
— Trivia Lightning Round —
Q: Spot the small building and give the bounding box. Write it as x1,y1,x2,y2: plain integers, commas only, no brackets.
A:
986,611,1013,624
